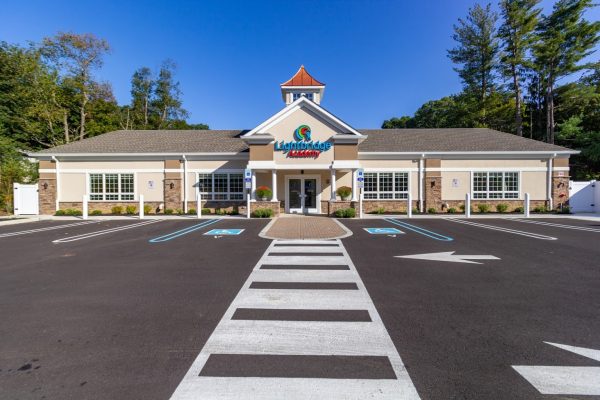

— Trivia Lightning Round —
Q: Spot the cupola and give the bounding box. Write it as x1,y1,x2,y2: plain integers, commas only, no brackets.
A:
280,65,325,105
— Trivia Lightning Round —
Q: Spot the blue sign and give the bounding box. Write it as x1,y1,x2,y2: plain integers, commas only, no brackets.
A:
204,229,245,236
364,228,404,235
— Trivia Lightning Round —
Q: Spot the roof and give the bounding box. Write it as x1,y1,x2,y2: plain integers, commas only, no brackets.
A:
357,128,574,153
31,128,576,156
34,130,248,154
281,65,324,87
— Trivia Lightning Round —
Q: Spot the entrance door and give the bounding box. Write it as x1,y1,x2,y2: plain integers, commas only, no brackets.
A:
287,176,320,214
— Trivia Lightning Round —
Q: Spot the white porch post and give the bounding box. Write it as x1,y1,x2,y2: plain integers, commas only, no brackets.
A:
271,170,278,201
351,169,357,201
251,170,257,200
330,168,337,201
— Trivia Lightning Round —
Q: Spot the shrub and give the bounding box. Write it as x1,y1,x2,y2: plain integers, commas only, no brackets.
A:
125,205,137,215
215,208,226,215
54,209,66,216
228,209,239,215
376,207,385,215
90,209,102,216
256,186,272,200
336,186,352,200
557,206,571,214
253,208,274,218
477,204,490,213
412,207,419,214
533,205,547,213
201,208,211,215
111,206,123,215
427,207,437,214
459,204,465,211
176,208,184,215
187,208,196,215
447,207,457,214
64,208,82,216
143,204,153,214
496,203,509,213
164,208,174,215
334,208,356,218
514,206,523,213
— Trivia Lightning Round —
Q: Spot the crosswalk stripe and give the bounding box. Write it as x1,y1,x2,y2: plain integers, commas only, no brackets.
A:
169,239,420,400
273,240,340,245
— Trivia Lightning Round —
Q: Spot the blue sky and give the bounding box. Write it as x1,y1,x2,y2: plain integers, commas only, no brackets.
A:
1,0,598,129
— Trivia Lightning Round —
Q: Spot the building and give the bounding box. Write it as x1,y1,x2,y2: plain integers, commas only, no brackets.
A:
30,66,576,216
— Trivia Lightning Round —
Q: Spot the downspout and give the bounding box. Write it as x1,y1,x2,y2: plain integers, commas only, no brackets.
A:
182,154,188,213
547,154,555,210
51,156,60,212
418,155,424,212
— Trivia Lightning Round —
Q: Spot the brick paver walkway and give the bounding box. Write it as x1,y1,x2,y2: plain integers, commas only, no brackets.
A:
263,215,348,239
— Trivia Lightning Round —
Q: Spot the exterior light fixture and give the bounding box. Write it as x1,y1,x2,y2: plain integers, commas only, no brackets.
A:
170,182,175,190
42,182,48,190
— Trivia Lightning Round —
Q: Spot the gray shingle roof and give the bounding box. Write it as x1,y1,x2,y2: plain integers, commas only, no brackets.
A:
35,130,249,154
358,128,573,152
33,127,575,155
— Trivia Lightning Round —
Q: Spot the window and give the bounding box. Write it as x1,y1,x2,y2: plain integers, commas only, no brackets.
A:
197,172,244,200
292,92,314,101
472,172,519,199
89,173,134,201
363,172,409,200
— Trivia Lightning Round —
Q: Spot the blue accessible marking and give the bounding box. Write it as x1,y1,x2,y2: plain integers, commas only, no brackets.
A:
364,227,404,235
383,219,453,241
149,219,220,243
204,229,244,236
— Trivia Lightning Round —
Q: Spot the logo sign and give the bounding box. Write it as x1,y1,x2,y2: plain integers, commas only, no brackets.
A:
274,125,332,158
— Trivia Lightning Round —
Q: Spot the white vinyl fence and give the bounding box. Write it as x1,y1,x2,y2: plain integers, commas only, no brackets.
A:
569,180,598,213
13,183,39,215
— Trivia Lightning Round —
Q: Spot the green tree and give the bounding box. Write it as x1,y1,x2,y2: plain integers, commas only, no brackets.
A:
448,3,499,123
381,116,416,128
151,60,189,129
533,0,600,143
498,0,541,136
130,67,153,129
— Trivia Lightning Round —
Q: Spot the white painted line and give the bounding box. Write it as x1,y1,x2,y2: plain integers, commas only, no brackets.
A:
234,288,369,310
396,251,500,264
52,220,161,243
272,240,340,245
268,246,345,253
544,341,600,362
203,320,394,356
0,221,97,238
445,218,557,240
173,377,413,400
169,239,420,400
513,366,600,395
251,269,358,283
263,255,348,265
513,218,600,233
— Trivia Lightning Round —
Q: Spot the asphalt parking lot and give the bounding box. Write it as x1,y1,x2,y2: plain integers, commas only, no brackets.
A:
1,216,599,399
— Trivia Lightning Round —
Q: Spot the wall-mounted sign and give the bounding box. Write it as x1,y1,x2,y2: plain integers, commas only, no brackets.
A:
452,178,460,188
274,125,332,158
148,180,155,189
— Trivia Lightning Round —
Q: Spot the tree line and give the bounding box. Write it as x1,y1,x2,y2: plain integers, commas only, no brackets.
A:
0,32,208,212
382,0,600,179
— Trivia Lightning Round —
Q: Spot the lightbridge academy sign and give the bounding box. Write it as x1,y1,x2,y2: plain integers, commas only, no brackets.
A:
274,125,332,158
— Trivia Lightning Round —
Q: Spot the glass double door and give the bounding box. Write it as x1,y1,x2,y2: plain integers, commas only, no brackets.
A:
288,178,318,214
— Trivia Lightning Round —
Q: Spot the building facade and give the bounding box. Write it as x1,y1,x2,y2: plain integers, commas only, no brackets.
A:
31,66,576,216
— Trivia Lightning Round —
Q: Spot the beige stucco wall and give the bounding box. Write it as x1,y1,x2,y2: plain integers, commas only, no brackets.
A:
59,173,86,201
359,159,418,169
59,161,164,170
441,171,471,200
441,159,548,169
441,170,548,200
138,172,164,202
187,160,247,171
522,171,547,200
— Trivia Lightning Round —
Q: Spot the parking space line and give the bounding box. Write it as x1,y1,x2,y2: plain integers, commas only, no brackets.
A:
148,219,220,243
52,220,161,243
0,221,97,238
445,218,557,240
512,219,600,233
384,219,453,241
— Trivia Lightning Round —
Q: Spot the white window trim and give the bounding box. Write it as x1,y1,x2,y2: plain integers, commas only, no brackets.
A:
471,171,520,200
197,172,244,201
363,171,410,201
87,172,137,202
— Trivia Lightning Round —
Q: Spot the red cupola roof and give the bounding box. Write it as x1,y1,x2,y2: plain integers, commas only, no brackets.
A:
281,65,324,87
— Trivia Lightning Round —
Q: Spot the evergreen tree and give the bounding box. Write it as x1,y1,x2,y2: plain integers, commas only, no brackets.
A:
498,0,541,136
533,0,600,143
151,60,189,129
130,67,153,129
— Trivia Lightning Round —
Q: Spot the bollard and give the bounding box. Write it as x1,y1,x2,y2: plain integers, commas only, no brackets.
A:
524,192,530,218
197,193,201,219
359,191,364,219
465,193,471,218
247,192,251,219
82,194,88,220
407,192,412,218
139,194,144,219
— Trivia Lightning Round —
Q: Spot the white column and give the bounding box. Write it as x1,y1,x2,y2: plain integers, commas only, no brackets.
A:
407,192,412,218
183,155,188,213
547,157,553,210
251,170,257,201
418,158,424,212
52,156,60,212
351,169,357,201
330,169,337,201
271,170,278,201
139,194,144,219
82,194,88,220
465,193,471,218
197,192,201,219
524,192,530,218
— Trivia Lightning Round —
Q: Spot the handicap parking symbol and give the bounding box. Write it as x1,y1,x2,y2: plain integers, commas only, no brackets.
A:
364,227,404,235
204,229,245,236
